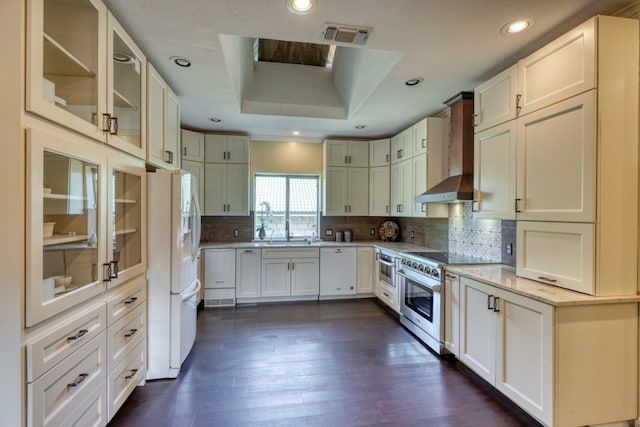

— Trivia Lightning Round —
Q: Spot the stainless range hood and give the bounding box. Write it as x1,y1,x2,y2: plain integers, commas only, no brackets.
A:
415,91,474,203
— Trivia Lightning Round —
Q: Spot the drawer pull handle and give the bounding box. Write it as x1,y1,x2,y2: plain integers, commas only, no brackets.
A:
124,297,138,305
538,276,557,283
383,292,389,297
124,328,138,338
67,329,89,342
67,373,89,389
124,369,139,380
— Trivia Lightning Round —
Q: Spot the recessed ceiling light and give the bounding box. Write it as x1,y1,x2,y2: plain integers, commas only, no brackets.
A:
208,117,221,123
171,56,192,67
287,0,315,15
113,51,133,63
502,19,533,35
355,125,367,129
292,131,301,135
405,78,423,86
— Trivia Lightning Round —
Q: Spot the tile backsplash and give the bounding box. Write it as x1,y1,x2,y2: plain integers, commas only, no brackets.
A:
448,203,502,262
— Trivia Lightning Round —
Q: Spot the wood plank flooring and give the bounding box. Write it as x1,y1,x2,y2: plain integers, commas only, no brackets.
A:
108,299,542,427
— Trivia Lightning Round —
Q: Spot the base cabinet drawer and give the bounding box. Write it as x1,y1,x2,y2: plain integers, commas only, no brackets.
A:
107,303,146,372
106,277,146,326
108,338,146,420
28,332,107,427
60,380,107,427
378,281,399,312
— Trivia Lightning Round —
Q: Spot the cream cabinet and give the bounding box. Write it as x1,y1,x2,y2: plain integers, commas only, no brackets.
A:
390,128,412,164
411,155,448,218
473,121,516,220
443,271,460,357
324,166,369,216
390,159,412,217
27,0,147,158
369,166,390,216
459,276,553,426
324,139,369,167
204,163,249,216
261,248,319,298
473,64,518,132
205,134,250,163
181,129,205,162
356,247,374,294
236,249,261,299
147,62,180,169
369,138,390,167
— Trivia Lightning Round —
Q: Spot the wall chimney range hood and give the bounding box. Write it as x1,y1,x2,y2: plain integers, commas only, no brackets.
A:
415,91,474,203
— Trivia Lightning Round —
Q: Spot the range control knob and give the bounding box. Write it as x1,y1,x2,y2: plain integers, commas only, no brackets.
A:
418,264,425,272
431,270,440,279
423,266,431,275
401,259,408,266
410,261,418,269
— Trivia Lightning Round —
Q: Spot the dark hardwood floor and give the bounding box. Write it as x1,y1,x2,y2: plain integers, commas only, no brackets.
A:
109,299,542,427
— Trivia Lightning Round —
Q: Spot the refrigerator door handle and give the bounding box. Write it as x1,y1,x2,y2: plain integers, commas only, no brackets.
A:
181,279,201,302
191,192,202,261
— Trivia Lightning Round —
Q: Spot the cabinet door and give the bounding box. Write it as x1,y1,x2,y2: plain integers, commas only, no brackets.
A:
324,140,349,166
107,12,146,159
412,119,427,156
181,130,204,162
324,167,348,215
204,249,236,288
165,88,180,169
474,65,518,132
236,249,261,298
398,160,413,217
517,17,595,116
516,221,594,294
494,289,553,426
459,277,496,384
516,91,595,222
390,162,404,215
348,140,369,167
370,139,390,167
146,64,167,167
369,166,390,216
474,121,516,219
444,272,460,357
107,156,146,289
27,128,107,327
261,259,290,297
181,160,204,213
226,135,249,164
391,128,412,163
203,163,225,215
26,0,108,143
347,167,369,216
291,258,319,296
356,247,374,294
412,155,426,216
226,163,249,216
204,134,227,163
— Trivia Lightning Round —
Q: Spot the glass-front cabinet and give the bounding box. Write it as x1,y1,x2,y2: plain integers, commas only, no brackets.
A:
27,0,146,159
27,128,107,326
107,156,146,288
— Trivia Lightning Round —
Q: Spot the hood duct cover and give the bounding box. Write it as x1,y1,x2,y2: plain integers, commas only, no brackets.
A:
415,91,474,203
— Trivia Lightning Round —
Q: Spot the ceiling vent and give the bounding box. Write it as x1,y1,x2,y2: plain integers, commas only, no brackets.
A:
322,23,371,45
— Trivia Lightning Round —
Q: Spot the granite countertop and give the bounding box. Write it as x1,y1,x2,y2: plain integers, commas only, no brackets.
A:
446,265,640,307
199,240,436,254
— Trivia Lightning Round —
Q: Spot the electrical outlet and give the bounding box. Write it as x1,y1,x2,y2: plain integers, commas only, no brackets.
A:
233,229,239,237
410,230,415,239
369,228,375,235
506,243,513,255
325,229,333,236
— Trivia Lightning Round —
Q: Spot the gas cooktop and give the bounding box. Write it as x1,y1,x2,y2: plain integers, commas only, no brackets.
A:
402,251,494,266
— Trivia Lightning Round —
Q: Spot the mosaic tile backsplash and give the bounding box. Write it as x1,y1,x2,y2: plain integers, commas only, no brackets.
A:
448,203,502,262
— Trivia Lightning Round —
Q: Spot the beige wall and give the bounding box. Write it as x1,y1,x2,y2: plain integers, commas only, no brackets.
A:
250,140,323,175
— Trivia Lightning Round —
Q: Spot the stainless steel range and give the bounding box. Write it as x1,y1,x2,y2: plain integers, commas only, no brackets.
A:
398,251,493,354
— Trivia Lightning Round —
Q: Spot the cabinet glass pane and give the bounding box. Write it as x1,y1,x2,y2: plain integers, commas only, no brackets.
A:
112,32,142,149
42,151,99,302
43,0,99,125
112,170,142,275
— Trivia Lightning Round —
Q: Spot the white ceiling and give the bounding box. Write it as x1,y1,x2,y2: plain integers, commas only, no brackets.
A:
103,0,638,142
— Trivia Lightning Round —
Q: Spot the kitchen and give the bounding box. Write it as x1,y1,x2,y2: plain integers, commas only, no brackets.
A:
2,0,640,426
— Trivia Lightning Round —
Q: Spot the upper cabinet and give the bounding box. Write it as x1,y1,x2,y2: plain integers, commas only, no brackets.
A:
473,65,518,133
369,138,390,167
325,140,369,167
26,0,147,159
390,128,412,164
181,129,205,162
205,134,249,164
147,62,180,169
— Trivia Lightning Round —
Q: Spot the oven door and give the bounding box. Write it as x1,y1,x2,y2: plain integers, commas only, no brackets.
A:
376,254,396,286
399,271,442,344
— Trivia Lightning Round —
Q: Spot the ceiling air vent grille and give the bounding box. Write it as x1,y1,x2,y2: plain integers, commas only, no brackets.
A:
322,23,371,45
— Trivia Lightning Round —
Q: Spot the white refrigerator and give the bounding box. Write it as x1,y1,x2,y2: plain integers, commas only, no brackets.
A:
146,169,202,380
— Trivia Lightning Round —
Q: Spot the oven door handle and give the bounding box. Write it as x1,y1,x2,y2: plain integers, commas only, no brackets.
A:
398,270,441,292
377,258,396,267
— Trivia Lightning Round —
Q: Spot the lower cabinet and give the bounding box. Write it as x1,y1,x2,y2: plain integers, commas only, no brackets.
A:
261,248,319,299
458,275,637,426
443,271,460,357
377,280,400,313
356,247,374,294
236,248,261,298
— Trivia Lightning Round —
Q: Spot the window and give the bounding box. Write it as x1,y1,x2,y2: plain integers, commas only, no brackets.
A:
254,174,319,241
